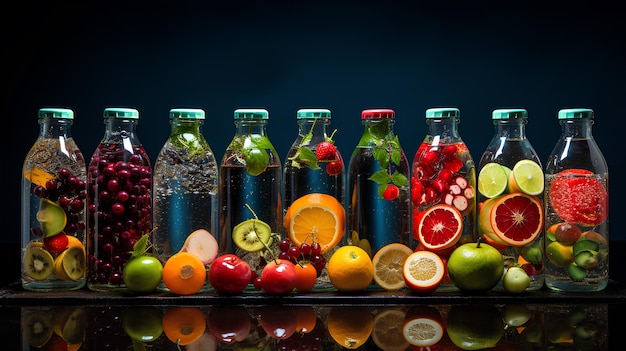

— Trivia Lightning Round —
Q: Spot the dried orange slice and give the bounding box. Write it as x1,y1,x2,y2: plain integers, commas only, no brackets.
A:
372,243,413,291
284,193,345,254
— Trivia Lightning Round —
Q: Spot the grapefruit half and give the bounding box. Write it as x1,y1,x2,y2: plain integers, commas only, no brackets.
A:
548,169,607,226
480,193,543,247
416,204,463,252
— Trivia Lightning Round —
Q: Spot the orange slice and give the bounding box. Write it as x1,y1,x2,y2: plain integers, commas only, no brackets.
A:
416,204,463,252
371,308,411,351
403,251,445,293
372,243,413,291
479,193,543,247
284,193,345,254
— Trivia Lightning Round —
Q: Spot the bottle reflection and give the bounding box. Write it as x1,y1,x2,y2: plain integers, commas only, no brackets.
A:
20,303,608,350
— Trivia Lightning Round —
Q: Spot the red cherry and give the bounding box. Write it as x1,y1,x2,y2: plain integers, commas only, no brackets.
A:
382,184,399,200
326,161,343,176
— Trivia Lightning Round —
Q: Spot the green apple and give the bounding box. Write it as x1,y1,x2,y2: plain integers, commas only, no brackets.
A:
447,240,504,293
502,266,530,294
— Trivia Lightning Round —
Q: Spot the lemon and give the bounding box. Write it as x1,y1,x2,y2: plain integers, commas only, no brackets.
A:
477,162,508,198
510,159,544,195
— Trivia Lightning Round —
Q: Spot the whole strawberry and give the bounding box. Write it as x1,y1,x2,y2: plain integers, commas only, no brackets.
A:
315,141,337,161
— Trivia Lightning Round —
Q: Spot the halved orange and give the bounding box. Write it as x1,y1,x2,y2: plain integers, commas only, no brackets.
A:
479,193,543,247
403,251,445,293
416,204,463,252
372,243,413,291
284,193,345,254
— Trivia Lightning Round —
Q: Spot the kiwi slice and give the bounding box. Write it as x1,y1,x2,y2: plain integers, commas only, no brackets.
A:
22,310,54,347
24,245,54,281
36,198,67,237
573,239,599,256
232,219,272,252
574,250,600,270
567,263,587,282
59,246,86,281
53,308,87,344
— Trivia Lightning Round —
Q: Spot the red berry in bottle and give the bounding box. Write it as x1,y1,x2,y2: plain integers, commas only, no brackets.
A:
315,141,337,161
326,161,343,176
111,203,125,216
43,232,69,253
383,184,399,200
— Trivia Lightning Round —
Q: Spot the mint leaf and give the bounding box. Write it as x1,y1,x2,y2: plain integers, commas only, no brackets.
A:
391,171,408,187
131,234,149,258
368,170,391,185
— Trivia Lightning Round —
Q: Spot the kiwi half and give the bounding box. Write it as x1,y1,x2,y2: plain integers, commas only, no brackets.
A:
24,245,54,281
59,246,86,281
232,219,272,252
22,310,54,347
36,198,67,237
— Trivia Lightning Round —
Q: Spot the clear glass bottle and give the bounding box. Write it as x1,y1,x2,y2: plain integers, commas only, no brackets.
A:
219,109,282,279
283,108,346,290
544,108,608,292
21,108,87,291
152,108,218,292
347,109,410,259
86,107,153,292
412,107,476,292
477,109,544,291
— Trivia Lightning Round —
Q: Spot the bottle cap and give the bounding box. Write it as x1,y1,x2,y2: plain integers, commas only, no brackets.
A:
234,108,269,120
104,107,139,119
169,108,205,120
297,108,331,119
361,109,395,119
492,109,528,120
38,108,74,119
426,107,460,119
558,108,594,120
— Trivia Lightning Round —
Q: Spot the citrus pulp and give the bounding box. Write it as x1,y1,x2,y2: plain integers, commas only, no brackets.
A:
372,243,413,290
416,204,463,252
402,251,445,293
479,192,543,246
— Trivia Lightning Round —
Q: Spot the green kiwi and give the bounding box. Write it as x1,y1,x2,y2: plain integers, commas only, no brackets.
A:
60,246,86,281
24,245,54,280
36,198,67,237
232,219,272,252
567,263,587,282
574,250,600,270
22,310,54,347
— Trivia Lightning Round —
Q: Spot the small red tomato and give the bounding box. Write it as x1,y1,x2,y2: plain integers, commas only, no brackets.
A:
382,184,399,200
294,262,317,292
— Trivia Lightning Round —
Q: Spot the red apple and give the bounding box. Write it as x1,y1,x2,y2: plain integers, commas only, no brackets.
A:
260,259,297,295
259,306,298,340
208,306,253,344
208,254,252,294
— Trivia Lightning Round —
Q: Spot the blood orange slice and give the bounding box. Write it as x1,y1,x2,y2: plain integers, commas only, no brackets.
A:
548,169,607,226
480,193,543,247
416,204,463,252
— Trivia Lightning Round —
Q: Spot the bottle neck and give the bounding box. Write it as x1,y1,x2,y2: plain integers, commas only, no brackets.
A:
362,118,395,139
298,118,331,142
170,118,204,135
494,119,527,139
235,119,268,136
426,118,460,139
102,117,140,143
39,117,73,139
560,118,594,139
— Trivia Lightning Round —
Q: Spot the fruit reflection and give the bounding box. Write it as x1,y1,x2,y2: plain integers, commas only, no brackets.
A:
208,306,253,344
327,306,374,349
259,306,298,340
446,304,505,350
122,306,163,342
162,307,206,346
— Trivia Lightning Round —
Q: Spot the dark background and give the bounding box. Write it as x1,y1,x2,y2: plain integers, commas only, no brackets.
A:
4,0,623,255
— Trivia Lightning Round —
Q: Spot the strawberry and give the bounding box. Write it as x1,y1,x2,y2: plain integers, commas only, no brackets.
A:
326,161,343,176
43,232,69,253
315,141,337,161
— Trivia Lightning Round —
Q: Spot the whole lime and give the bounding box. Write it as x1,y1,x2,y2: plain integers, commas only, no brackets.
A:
447,240,504,293
123,255,164,294
446,304,504,350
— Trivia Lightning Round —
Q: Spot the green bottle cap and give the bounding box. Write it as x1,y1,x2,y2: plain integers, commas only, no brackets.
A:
492,109,528,120
297,108,331,119
234,108,269,120
169,108,205,120
38,108,74,119
558,108,594,119
361,109,395,119
426,107,460,119
104,107,139,119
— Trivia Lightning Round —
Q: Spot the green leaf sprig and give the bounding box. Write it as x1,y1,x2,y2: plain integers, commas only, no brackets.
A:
287,118,338,170
368,135,409,198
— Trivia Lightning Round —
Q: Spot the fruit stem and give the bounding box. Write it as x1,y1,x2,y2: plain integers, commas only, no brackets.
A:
245,203,279,263
476,236,483,248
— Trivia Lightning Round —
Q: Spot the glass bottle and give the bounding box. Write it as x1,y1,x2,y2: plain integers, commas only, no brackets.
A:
347,109,410,259
477,109,544,291
21,108,87,291
86,107,153,292
219,109,282,279
412,107,476,292
283,108,346,290
544,108,608,292
152,108,219,292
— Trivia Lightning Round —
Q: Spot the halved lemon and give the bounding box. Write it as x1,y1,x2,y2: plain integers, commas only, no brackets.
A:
372,243,413,291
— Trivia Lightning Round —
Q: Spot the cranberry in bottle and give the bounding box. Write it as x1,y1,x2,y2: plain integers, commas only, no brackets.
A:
86,107,152,292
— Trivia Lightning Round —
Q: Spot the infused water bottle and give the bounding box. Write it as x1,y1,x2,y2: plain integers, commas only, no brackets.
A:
21,108,87,291
477,109,544,291
412,107,476,292
347,109,410,258
219,109,282,278
153,108,218,292
283,108,346,290
86,108,153,292
544,108,608,292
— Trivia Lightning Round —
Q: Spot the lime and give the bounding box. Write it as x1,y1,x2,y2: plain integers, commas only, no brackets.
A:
510,160,544,195
477,162,508,198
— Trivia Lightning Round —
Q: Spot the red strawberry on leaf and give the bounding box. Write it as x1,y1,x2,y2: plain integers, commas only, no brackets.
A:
43,232,69,253
315,141,337,161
